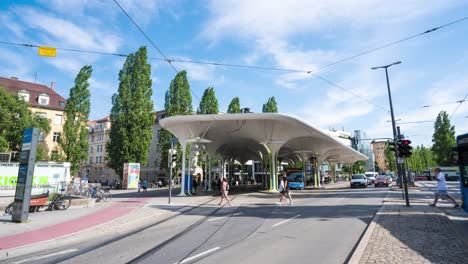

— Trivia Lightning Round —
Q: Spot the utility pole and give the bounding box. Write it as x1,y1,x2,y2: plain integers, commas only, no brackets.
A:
397,127,410,206
371,61,404,188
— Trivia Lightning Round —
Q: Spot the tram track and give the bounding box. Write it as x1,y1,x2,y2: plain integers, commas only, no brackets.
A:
48,193,242,264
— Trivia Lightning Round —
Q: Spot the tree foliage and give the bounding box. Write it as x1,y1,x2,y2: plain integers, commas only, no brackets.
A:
384,142,396,172
0,87,50,156
107,46,154,178
407,145,436,172
197,87,219,114
262,96,278,113
352,160,367,174
159,70,193,172
227,97,241,114
432,111,456,166
59,65,92,175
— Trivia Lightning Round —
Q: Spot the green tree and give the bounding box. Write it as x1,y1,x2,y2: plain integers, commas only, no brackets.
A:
159,70,193,172
0,87,50,155
432,111,456,166
227,97,241,113
384,142,396,172
262,96,278,113
352,160,366,174
107,46,154,179
197,87,219,114
59,65,92,175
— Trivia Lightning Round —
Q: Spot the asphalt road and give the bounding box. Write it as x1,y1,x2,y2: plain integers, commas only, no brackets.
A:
2,184,390,264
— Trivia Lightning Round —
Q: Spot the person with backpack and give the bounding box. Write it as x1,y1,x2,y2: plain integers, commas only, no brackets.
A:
218,177,232,207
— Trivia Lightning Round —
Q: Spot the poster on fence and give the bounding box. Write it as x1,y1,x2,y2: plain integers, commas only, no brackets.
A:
122,163,140,189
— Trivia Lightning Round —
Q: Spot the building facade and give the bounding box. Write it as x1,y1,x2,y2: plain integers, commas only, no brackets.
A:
371,141,388,173
84,116,118,182
354,130,375,171
0,77,66,158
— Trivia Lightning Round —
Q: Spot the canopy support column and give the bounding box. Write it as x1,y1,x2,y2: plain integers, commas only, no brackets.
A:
208,155,212,191
178,141,187,196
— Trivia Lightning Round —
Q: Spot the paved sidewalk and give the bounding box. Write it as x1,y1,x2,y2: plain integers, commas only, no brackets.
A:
0,188,219,252
352,184,468,264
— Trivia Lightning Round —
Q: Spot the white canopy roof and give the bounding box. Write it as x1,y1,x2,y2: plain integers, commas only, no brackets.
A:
159,113,367,164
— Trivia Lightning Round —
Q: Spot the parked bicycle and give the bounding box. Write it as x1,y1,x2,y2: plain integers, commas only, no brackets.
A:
91,186,112,202
47,189,72,210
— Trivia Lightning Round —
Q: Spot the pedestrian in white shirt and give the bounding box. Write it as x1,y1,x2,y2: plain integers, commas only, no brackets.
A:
430,168,460,208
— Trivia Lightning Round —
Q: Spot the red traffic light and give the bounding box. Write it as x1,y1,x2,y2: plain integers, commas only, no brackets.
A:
402,140,411,146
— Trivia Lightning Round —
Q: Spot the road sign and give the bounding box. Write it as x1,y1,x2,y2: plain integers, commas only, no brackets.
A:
397,157,404,164
38,46,57,57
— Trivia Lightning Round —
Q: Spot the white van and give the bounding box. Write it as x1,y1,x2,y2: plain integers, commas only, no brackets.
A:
365,172,378,185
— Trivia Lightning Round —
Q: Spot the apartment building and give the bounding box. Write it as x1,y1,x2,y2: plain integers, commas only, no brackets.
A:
371,140,388,172
0,77,66,158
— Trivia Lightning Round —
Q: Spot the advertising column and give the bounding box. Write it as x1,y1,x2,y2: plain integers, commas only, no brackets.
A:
12,128,39,223
122,163,140,189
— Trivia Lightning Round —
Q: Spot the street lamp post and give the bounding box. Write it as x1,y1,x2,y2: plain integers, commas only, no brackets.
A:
372,61,410,207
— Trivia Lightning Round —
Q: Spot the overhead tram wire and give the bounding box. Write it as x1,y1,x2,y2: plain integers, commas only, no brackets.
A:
310,16,468,73
449,94,468,119
112,0,202,102
2,16,467,112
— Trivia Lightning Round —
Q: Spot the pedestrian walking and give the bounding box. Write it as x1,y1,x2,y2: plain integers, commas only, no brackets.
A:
142,180,148,192
278,171,293,205
138,180,142,193
430,168,460,208
218,177,232,207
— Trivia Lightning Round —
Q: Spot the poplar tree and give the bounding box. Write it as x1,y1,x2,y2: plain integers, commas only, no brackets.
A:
432,111,456,166
197,87,219,114
159,70,193,171
107,46,154,178
227,97,241,113
59,65,92,175
262,96,278,113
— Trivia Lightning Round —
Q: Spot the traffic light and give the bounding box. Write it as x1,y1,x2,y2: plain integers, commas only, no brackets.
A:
171,154,177,168
387,140,397,152
397,139,412,157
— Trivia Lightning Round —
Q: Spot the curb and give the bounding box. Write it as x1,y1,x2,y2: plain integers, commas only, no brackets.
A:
347,204,383,264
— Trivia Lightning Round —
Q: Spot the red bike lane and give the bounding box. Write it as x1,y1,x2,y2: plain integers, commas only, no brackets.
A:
0,197,150,251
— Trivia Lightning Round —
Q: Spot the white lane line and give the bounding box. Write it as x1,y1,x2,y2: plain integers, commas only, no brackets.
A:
178,247,220,264
11,249,79,264
208,216,225,222
272,214,301,227
208,212,242,222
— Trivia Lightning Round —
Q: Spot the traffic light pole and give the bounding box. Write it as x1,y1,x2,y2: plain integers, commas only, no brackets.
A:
397,127,410,207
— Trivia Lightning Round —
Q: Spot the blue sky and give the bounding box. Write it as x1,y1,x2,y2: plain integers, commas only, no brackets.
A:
1,0,467,146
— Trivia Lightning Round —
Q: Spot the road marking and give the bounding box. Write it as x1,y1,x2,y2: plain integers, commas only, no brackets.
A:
11,249,79,264
208,212,242,222
273,214,301,227
177,247,220,264
208,216,225,222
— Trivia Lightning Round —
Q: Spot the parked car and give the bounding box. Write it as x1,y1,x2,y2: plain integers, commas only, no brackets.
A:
365,172,378,185
374,175,392,187
414,175,428,181
350,174,367,188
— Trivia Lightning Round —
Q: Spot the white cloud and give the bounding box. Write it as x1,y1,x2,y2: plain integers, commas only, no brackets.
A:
171,57,218,82
16,7,121,53
89,78,118,94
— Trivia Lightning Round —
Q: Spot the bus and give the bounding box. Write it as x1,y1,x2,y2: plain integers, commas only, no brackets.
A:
456,133,468,212
286,169,304,190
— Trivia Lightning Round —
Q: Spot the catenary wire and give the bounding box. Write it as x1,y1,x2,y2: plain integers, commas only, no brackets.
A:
449,94,467,118
112,0,202,103
1,15,467,111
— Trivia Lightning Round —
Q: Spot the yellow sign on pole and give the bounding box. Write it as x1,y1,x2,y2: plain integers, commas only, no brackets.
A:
38,46,57,57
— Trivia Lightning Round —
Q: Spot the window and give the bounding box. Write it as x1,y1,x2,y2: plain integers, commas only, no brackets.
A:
18,90,30,102
96,156,99,163
36,112,47,118
59,101,65,107
90,146,94,153
53,132,61,142
89,158,93,164
54,115,63,125
99,156,102,163
38,93,50,105
91,136,95,142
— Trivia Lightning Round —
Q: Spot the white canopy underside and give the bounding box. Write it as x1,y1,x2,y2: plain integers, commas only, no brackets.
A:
159,113,367,164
